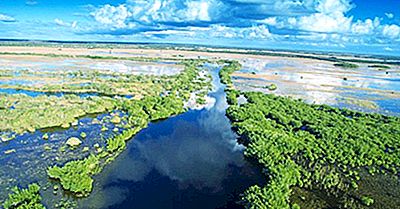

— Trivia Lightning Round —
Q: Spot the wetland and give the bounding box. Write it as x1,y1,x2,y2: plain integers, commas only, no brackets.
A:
0,44,399,209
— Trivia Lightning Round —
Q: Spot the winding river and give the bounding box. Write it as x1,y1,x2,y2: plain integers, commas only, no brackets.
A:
78,65,265,209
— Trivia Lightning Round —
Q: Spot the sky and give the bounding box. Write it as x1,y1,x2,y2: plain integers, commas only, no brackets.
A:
0,0,400,55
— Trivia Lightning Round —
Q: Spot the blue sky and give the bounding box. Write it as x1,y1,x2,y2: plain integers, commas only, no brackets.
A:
0,0,400,55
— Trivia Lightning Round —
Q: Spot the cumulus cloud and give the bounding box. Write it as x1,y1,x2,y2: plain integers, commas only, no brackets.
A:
351,18,378,35
382,24,400,39
84,0,400,48
209,24,272,39
90,0,223,28
0,14,16,22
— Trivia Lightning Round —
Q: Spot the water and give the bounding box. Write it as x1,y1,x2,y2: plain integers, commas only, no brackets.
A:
78,65,265,209
0,111,129,201
0,88,135,99
0,57,182,76
0,88,100,98
234,58,400,116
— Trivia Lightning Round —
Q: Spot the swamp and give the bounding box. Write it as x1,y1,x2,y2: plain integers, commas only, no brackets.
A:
0,43,399,209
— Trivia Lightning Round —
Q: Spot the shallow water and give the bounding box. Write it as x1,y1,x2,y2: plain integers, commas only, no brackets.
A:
235,58,400,116
0,57,182,76
0,88,100,98
0,111,129,201
78,65,265,209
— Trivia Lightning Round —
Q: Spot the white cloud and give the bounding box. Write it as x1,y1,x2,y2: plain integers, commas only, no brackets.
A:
296,12,353,33
286,0,353,33
91,0,217,28
382,24,400,39
143,29,196,37
351,19,375,35
384,47,393,51
54,18,78,29
0,14,16,22
186,1,211,21
85,0,400,48
210,24,272,39
315,0,353,14
260,17,277,26
91,4,132,28
71,21,78,29
385,13,394,19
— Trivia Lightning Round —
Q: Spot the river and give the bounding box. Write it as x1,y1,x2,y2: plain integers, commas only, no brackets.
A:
78,64,265,209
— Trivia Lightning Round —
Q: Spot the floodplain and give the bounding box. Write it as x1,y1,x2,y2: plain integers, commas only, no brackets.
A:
0,43,399,209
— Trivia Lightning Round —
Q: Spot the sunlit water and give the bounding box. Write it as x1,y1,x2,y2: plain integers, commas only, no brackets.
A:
0,57,182,76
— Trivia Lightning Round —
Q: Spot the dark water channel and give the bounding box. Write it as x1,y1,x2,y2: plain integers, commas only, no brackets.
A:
79,65,265,209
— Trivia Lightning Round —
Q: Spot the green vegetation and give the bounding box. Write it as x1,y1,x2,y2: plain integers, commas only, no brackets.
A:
334,62,359,69
265,83,277,91
226,89,240,105
0,94,115,134
340,97,378,110
361,196,374,206
219,60,241,87
225,92,400,209
368,64,391,69
2,183,45,209
45,59,212,197
48,155,101,197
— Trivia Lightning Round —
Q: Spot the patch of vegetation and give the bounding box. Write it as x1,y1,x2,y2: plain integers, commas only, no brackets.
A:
368,64,391,69
3,183,45,209
340,97,378,110
219,60,242,87
265,83,277,91
48,155,101,197
226,89,240,106
45,59,212,197
334,62,359,69
0,94,115,134
226,92,400,209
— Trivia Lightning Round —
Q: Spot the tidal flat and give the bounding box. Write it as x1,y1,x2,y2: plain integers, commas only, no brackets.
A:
232,57,400,116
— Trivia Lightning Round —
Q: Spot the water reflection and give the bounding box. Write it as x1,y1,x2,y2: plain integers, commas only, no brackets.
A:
0,57,182,76
80,65,264,209
235,58,400,116
0,111,127,202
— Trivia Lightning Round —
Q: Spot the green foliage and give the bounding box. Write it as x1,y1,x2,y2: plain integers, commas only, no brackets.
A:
47,155,101,197
361,196,374,206
45,59,212,198
0,94,115,134
334,62,359,68
265,84,277,91
219,61,242,86
3,183,45,209
226,92,400,209
142,95,185,121
226,89,239,105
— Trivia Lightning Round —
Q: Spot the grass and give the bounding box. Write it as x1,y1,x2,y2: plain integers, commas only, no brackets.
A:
334,62,359,69
2,183,45,209
0,94,116,134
